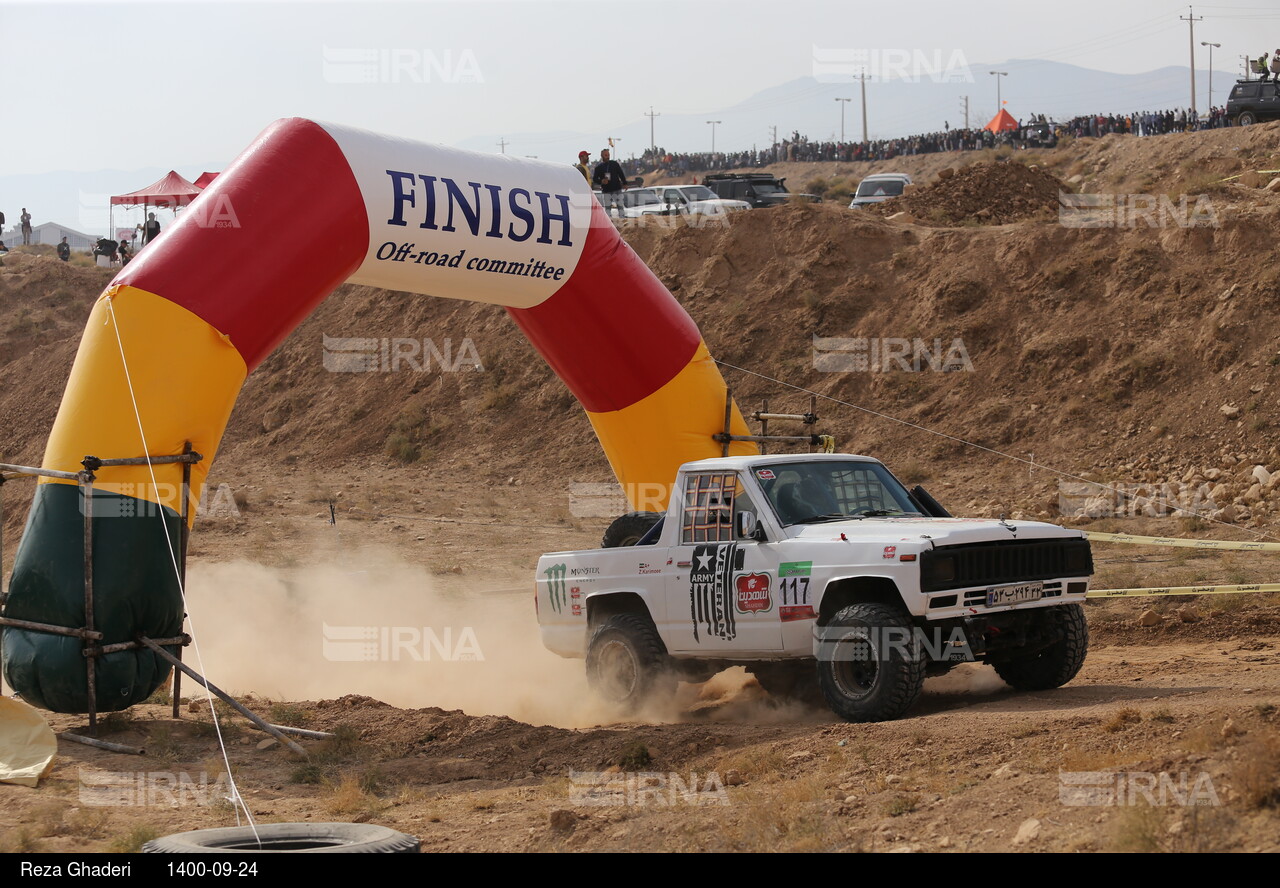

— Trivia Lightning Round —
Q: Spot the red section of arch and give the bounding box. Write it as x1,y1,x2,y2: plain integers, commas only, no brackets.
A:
115,118,368,370
506,202,701,413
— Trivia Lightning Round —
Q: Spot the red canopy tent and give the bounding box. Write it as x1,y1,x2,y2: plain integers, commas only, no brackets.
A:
193,171,220,189
984,108,1019,133
111,170,202,209
109,170,204,248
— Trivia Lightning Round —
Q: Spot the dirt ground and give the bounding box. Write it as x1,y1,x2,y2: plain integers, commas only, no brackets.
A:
2,124,1280,852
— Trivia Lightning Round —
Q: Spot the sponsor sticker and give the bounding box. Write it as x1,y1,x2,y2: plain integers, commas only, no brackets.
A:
734,572,773,613
755,469,776,481
883,546,897,559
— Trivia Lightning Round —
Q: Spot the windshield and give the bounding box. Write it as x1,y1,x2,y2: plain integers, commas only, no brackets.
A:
856,179,906,198
754,460,922,526
624,191,660,207
679,186,716,201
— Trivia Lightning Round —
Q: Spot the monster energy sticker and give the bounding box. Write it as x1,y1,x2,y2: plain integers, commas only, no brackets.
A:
689,543,743,642
544,563,567,614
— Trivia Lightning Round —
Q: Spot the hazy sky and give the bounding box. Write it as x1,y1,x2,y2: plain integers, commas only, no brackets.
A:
4,0,1277,175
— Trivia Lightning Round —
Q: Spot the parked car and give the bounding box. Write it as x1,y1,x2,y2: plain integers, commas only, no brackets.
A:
848,173,913,209
1227,79,1280,125
653,185,751,216
702,173,820,208
618,188,673,218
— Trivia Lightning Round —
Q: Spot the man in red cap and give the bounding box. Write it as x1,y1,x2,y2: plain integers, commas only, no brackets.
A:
574,150,591,183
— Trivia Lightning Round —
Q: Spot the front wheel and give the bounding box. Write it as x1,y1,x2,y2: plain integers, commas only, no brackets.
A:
991,604,1088,691
816,603,926,723
585,613,675,711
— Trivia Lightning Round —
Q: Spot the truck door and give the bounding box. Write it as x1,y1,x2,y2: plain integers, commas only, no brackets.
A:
664,471,784,654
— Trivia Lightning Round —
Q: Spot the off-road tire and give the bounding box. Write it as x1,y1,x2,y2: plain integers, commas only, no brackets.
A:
585,613,676,710
816,603,926,723
991,603,1088,691
601,512,662,548
142,822,420,853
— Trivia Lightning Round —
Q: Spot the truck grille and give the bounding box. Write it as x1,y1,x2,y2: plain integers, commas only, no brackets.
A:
919,538,1093,593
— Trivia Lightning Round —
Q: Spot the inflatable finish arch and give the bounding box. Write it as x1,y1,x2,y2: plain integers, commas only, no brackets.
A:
2,119,755,713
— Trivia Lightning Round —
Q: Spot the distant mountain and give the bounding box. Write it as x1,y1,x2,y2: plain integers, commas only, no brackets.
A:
458,59,1240,161
3,59,1243,234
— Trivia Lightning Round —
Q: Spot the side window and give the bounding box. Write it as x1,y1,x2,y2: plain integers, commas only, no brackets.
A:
681,472,737,544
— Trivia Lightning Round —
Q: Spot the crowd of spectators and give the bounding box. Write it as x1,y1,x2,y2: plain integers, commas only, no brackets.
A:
636,106,1239,176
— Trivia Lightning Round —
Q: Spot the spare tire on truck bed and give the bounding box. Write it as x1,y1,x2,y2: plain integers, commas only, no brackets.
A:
601,511,662,548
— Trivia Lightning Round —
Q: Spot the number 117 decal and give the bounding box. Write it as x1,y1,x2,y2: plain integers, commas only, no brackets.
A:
779,575,810,605
778,561,815,623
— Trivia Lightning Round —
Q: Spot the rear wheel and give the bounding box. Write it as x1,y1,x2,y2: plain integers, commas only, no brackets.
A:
816,603,926,723
991,604,1088,691
1238,111,1258,126
585,613,675,711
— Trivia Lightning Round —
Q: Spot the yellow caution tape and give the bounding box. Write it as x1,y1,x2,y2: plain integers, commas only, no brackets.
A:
1087,582,1280,599
1083,531,1280,551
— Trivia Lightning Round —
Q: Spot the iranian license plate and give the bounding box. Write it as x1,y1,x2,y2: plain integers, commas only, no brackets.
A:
986,582,1044,608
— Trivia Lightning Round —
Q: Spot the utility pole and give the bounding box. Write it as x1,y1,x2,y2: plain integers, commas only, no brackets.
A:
858,71,868,142
1181,6,1202,117
959,95,970,129
834,97,851,142
706,120,721,154
1201,42,1220,108
496,138,508,155
989,70,1008,119
1239,53,1251,79
644,106,660,154
769,125,778,163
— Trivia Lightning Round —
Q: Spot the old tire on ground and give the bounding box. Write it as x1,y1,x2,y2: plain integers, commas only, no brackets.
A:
142,822,420,853
601,511,662,548
991,603,1089,691
750,661,824,707
1237,111,1258,126
816,603,926,723
585,613,675,710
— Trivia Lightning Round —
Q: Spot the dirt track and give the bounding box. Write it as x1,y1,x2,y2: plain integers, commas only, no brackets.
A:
2,124,1280,852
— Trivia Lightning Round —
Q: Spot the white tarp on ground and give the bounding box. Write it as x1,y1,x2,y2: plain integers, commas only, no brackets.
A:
0,697,56,787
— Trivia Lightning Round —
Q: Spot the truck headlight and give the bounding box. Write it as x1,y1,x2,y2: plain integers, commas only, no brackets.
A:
928,555,956,585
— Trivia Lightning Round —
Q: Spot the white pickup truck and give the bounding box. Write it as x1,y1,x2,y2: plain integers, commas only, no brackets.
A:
537,453,1094,722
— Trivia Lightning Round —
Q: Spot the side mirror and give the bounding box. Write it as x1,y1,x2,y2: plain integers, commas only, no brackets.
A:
737,511,762,540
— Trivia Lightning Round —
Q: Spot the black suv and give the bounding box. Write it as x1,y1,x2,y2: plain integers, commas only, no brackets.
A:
702,173,819,208
1227,79,1280,125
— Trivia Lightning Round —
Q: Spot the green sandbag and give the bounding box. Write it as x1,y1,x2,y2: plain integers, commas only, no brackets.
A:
2,483,184,713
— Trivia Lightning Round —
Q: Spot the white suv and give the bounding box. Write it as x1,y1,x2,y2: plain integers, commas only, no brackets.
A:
849,173,913,209
654,185,751,216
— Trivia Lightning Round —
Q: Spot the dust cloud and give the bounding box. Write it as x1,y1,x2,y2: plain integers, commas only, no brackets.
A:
181,549,612,729
180,549,834,729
